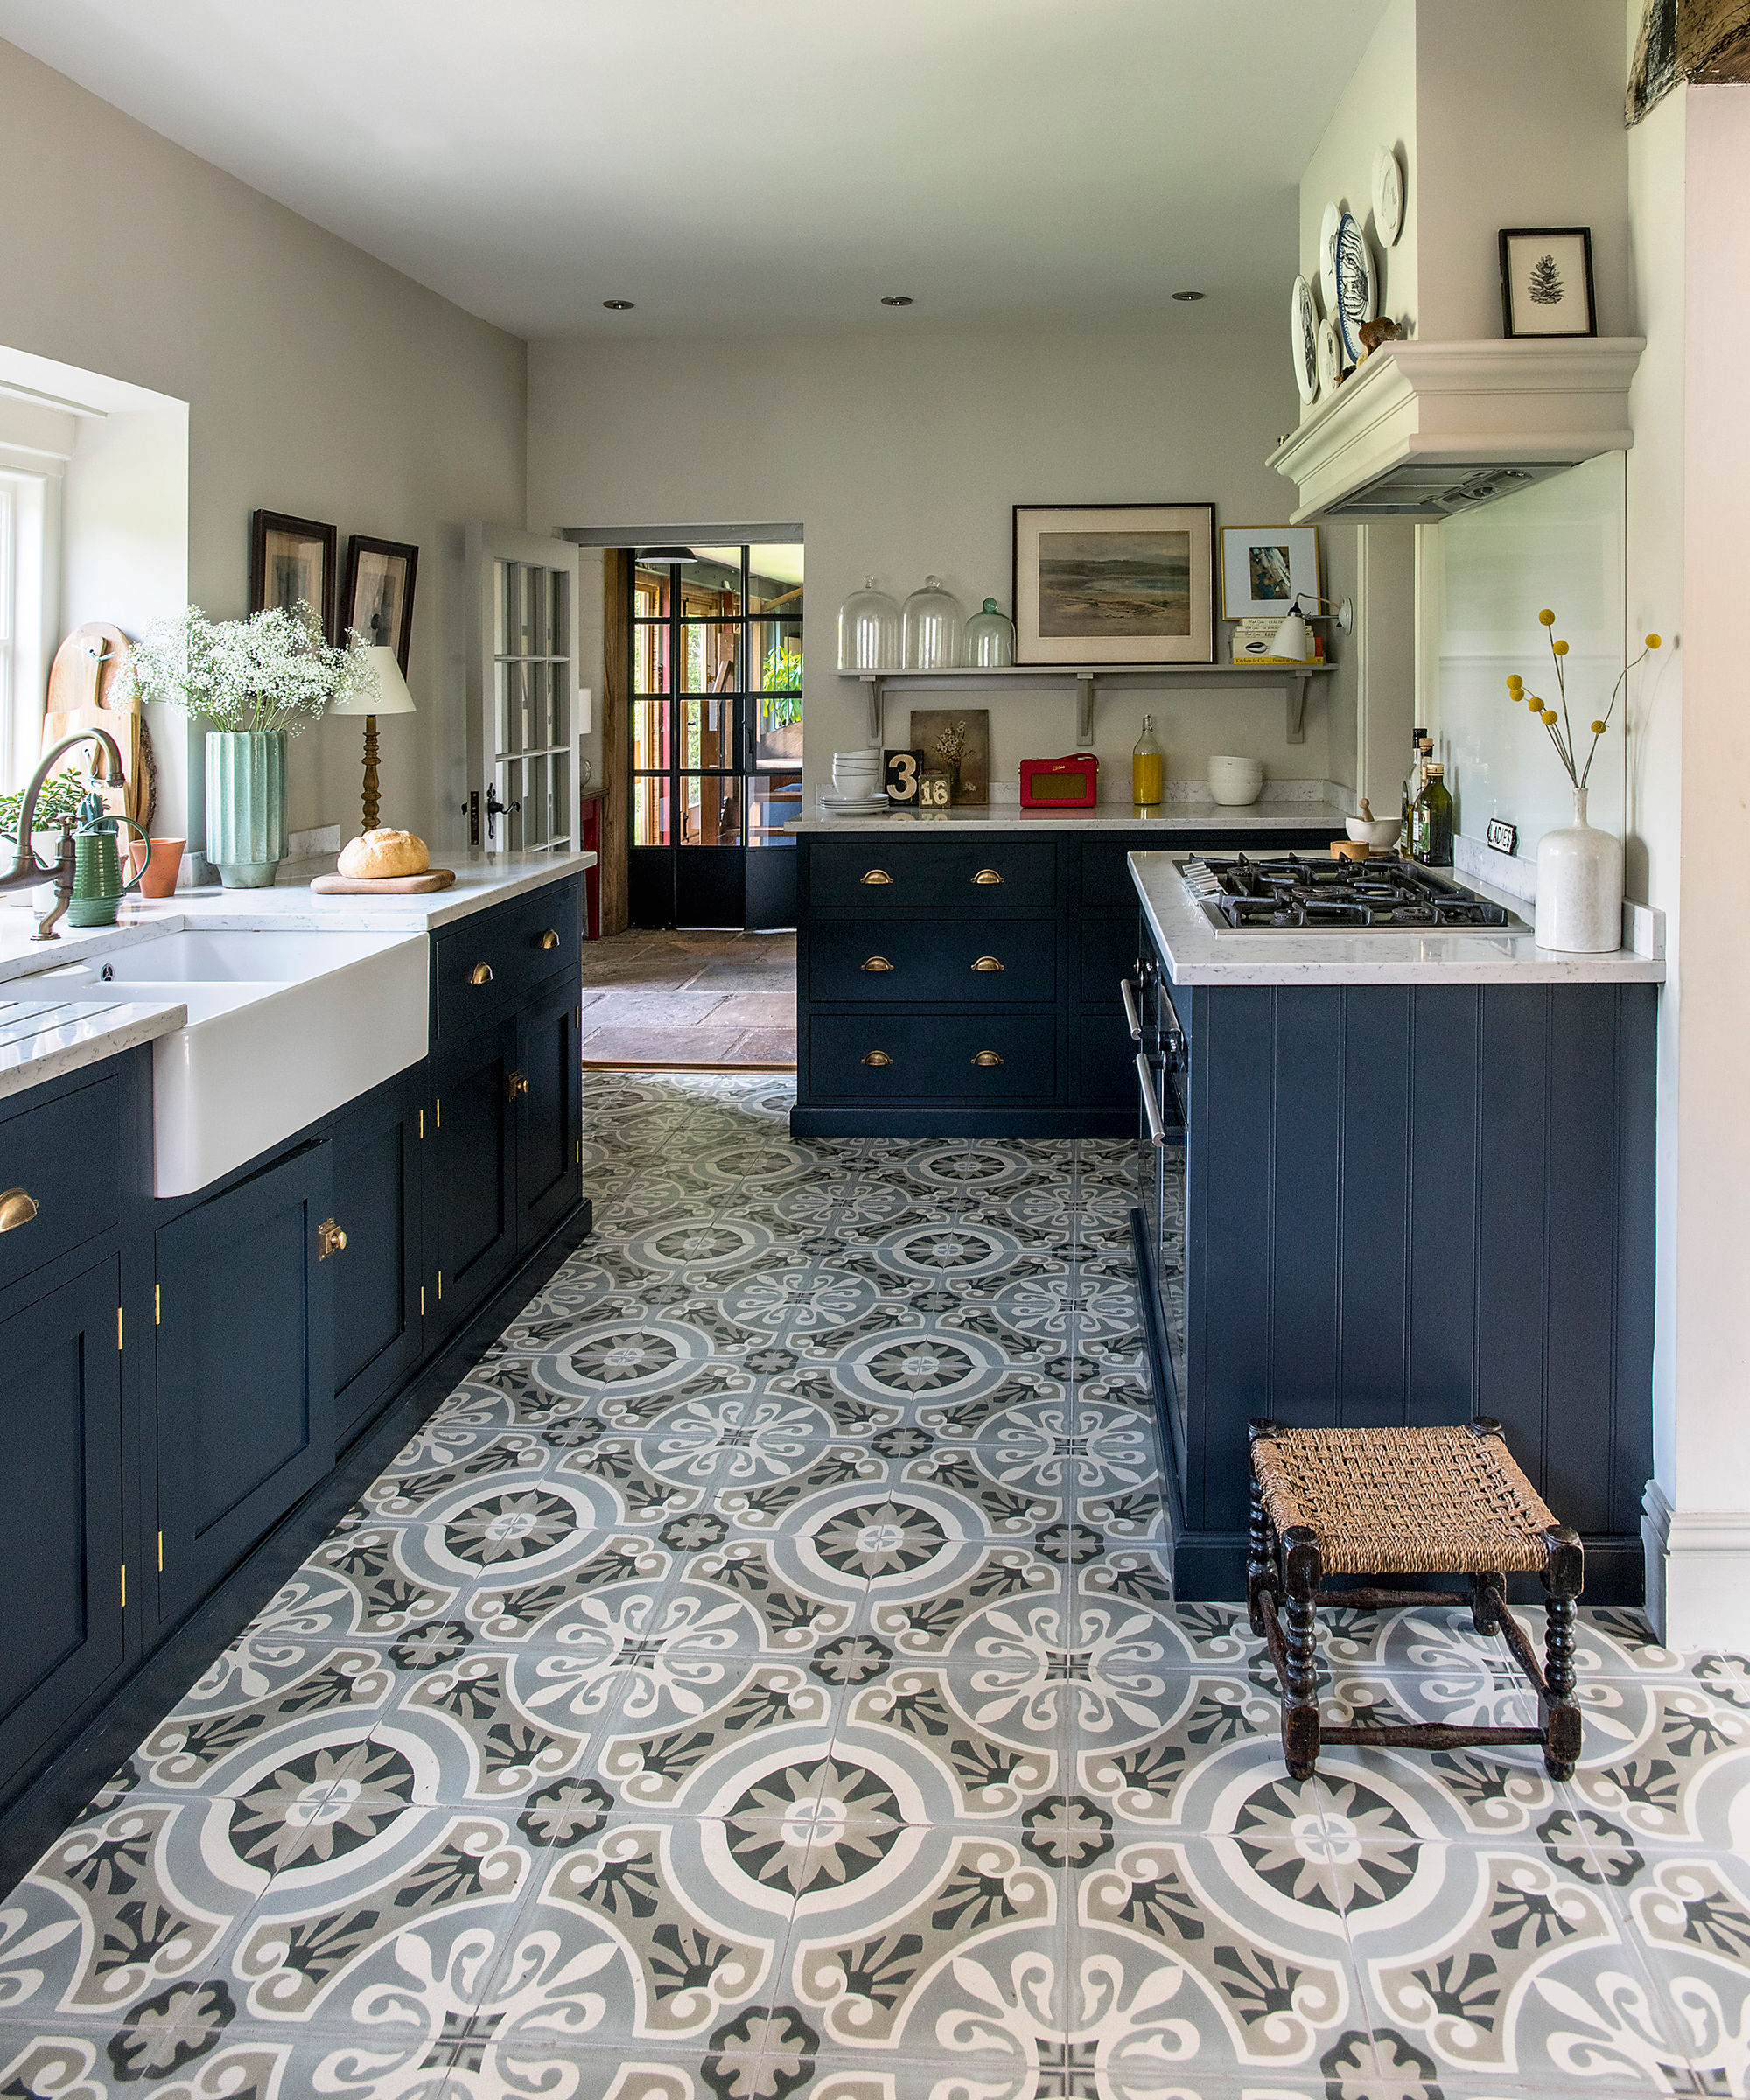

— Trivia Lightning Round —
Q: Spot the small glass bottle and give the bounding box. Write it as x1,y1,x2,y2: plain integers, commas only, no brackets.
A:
1412,762,1453,865
1132,715,1165,808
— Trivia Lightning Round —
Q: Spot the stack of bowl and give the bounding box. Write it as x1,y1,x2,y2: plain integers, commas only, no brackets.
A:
830,750,884,802
1206,755,1264,807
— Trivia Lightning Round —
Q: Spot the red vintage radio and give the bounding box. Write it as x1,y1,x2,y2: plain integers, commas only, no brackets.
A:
1019,752,1099,809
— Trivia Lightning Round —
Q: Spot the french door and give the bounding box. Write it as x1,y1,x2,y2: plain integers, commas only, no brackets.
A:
628,542,802,928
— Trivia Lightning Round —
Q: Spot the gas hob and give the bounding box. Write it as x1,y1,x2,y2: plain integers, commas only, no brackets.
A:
1180,852,1526,934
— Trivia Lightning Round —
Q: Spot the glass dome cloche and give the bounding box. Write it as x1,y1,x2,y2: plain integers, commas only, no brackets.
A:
965,596,1016,668
836,576,901,672
901,575,964,670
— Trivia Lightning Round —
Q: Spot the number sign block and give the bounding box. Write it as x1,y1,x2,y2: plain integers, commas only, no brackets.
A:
885,749,926,806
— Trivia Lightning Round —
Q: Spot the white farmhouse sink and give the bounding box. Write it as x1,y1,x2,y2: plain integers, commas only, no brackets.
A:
32,928,428,1195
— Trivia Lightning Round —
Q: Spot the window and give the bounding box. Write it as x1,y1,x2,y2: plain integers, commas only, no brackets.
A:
0,468,51,796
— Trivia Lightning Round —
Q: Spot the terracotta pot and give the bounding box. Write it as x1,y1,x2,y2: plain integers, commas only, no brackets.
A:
127,836,186,899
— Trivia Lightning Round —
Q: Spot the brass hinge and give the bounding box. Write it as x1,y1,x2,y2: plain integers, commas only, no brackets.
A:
158,1530,164,1572
116,1306,123,1351
419,1107,425,1139
437,1270,444,1299
576,1139,580,1162
420,1284,426,1316
435,1097,442,1130
120,1564,127,1609
154,1284,161,1326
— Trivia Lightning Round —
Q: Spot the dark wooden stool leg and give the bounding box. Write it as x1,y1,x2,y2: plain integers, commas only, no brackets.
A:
1540,1524,1585,1781
1281,1525,1323,1780
1471,1570,1505,1634
1247,1419,1280,1638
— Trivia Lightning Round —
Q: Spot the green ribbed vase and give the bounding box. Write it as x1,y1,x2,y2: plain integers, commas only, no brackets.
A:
205,730,288,888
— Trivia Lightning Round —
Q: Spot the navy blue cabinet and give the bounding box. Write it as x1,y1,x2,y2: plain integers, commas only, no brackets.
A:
330,1070,425,1448
154,1144,335,1623
432,1013,521,1334
517,977,583,1252
0,1256,125,1802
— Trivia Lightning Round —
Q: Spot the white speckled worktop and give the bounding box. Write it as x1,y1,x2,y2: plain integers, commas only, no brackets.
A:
788,797,1353,834
1130,850,1666,986
0,849,594,1098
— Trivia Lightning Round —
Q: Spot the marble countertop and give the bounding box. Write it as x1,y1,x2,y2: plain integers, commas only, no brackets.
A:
788,798,1352,835
0,849,593,1095
1130,850,1667,986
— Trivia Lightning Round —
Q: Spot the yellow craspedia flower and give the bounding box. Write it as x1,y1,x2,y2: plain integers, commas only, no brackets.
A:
1646,633,1662,648
1539,609,1556,626
1590,719,1607,734
1541,710,1558,724
1553,640,1569,656
1507,675,1523,692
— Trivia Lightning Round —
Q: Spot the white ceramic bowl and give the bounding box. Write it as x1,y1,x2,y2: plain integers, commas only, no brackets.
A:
1347,816,1404,849
1206,756,1264,807
831,752,882,793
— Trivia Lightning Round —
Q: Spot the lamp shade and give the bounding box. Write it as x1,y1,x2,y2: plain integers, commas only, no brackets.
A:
331,646,416,717
1268,607,1312,662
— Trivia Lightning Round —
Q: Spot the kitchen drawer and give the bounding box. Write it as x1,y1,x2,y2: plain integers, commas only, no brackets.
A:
1080,914,1144,1009
808,1013,1056,1099
0,1072,122,1296
808,839,1055,910
434,881,581,1044
811,917,1055,1004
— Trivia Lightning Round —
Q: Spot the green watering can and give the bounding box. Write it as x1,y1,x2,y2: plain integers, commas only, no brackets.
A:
69,792,149,928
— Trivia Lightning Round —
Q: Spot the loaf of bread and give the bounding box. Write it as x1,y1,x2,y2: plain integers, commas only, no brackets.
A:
337,829,429,879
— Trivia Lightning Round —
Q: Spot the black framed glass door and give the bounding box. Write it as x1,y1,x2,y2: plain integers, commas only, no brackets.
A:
628,541,802,929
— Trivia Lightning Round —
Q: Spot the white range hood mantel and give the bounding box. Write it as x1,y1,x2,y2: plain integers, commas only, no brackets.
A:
1267,337,1644,522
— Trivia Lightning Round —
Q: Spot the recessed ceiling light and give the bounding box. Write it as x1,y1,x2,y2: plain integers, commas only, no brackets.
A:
1172,290,1207,303
880,295,914,307
603,298,635,311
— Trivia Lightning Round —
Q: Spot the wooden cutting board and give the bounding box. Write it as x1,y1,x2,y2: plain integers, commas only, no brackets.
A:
310,869,457,894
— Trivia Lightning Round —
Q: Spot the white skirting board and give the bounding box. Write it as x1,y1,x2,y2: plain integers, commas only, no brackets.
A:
1642,1478,1750,1645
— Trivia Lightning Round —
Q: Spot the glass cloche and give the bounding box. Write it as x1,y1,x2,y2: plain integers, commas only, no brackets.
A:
965,596,1016,667
901,575,963,670
836,576,900,672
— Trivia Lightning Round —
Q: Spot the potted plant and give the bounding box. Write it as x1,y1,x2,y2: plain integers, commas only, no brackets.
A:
0,766,90,865
123,603,374,887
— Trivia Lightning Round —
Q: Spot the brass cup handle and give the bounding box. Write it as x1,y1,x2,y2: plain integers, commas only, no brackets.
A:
470,962,494,985
861,956,893,973
971,956,1004,972
859,868,893,886
0,1188,39,1233
508,1070,529,1100
972,868,1004,885
536,930,559,949
318,1216,347,1260
861,1051,893,1067
972,1050,1005,1067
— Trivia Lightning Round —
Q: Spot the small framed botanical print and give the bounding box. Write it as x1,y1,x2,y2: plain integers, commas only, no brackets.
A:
249,511,338,640
340,535,419,671
1221,526,1320,620
1499,227,1596,339
1012,502,1215,665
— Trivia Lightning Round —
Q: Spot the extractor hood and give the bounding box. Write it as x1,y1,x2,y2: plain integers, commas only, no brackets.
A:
1266,337,1644,522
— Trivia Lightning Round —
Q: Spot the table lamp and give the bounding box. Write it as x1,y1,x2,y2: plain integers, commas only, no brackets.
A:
329,646,416,830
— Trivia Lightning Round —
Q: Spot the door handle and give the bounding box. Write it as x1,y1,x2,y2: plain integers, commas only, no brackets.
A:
971,868,1004,885
508,1069,529,1100
861,956,893,972
971,1050,1004,1067
1135,1051,1167,1149
318,1216,348,1259
536,929,560,949
861,1050,893,1067
971,956,1004,972
0,1188,38,1233
470,962,494,985
1120,977,1143,1043
860,869,893,886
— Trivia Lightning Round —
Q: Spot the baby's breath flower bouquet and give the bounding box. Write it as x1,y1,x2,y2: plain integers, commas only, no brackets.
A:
122,602,376,731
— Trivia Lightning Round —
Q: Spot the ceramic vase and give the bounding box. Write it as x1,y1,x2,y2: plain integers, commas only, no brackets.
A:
1535,784,1622,953
127,837,187,899
206,730,288,888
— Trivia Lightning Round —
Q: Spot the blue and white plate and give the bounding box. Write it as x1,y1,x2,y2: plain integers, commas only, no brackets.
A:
1290,276,1319,405
1335,211,1377,362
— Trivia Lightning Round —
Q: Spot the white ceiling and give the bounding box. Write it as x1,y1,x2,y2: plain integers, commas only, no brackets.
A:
0,0,1391,341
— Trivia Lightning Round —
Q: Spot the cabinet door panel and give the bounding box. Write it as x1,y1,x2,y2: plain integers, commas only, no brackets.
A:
0,1073,122,1298
518,981,582,1251
156,1146,334,1622
434,1016,519,1330
0,1256,124,1794
331,1076,424,1446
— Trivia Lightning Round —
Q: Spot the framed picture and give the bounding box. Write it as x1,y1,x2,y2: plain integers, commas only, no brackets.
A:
1012,502,1214,665
1499,228,1596,339
249,511,338,640
340,535,419,671
1222,526,1320,620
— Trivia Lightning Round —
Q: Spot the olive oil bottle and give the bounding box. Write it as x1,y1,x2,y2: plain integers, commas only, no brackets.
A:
1412,761,1454,865
1132,715,1164,807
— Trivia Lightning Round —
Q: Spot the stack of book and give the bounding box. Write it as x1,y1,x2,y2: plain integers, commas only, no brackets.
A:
1228,616,1323,666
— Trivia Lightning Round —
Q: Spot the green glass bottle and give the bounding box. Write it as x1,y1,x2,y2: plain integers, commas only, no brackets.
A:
1413,761,1453,866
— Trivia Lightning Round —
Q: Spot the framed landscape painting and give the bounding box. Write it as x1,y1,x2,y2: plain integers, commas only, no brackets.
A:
1013,503,1215,664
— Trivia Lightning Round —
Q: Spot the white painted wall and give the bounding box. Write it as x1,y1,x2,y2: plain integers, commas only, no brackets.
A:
0,33,526,855
528,323,1346,808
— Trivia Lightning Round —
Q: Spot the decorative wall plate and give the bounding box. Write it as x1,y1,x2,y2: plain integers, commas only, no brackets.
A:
1316,316,1341,397
1371,144,1404,247
1335,212,1377,362
1319,200,1342,311
1291,276,1319,405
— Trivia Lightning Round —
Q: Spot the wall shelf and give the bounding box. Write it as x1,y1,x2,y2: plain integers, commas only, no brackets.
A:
841,661,1335,746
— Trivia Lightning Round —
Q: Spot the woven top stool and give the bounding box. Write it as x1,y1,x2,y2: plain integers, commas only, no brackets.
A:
1246,1418,1583,1782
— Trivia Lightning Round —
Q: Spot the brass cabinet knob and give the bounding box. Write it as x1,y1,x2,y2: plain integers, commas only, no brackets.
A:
508,1069,529,1100
861,1050,893,1067
318,1216,347,1260
972,1050,1004,1067
861,956,893,973
859,868,893,886
971,956,1004,972
0,1188,38,1234
972,868,1004,885
470,962,494,985
537,929,559,949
